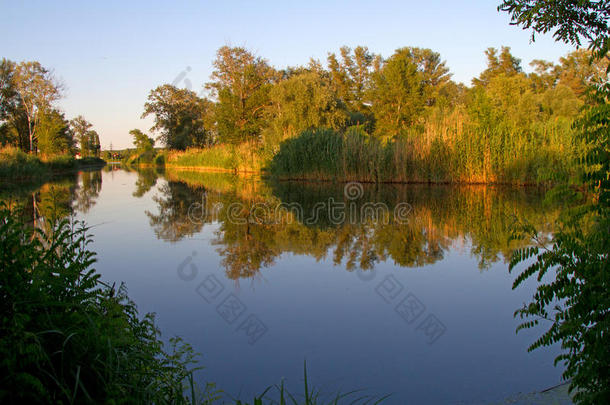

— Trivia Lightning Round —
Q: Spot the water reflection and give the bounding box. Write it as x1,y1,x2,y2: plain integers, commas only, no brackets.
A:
1,167,568,402
141,169,558,280
146,181,207,242
74,170,102,213
1,169,103,229
2,167,559,280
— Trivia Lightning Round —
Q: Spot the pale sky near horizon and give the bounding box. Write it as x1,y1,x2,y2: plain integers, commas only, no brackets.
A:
1,0,576,149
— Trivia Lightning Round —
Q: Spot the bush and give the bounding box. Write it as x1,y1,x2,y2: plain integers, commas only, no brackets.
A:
78,156,106,167
0,147,45,181
0,208,213,404
43,154,77,170
154,152,166,166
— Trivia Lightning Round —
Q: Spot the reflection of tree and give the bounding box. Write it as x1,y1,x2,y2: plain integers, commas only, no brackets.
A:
74,170,102,213
35,182,76,222
132,168,159,197
217,182,558,279
150,171,560,280
217,238,277,279
212,197,279,279
146,181,206,242
0,175,79,239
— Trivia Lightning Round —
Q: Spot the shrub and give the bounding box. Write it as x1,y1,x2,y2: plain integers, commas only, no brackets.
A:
0,207,213,404
0,147,45,181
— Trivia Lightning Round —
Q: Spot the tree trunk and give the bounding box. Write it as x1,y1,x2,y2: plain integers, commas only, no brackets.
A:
27,114,34,153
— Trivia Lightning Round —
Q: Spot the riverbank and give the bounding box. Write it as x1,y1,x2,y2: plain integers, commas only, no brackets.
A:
125,125,582,187
162,143,266,173
268,127,582,186
0,147,106,186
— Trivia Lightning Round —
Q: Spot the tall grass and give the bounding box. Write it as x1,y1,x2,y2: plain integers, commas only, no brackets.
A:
165,144,268,173
269,119,582,185
232,362,390,404
0,146,47,181
0,147,105,186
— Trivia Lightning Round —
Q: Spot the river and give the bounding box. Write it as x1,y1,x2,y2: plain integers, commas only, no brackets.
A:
2,165,568,404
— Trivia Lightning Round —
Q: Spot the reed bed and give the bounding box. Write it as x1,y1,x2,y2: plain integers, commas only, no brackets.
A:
269,118,581,185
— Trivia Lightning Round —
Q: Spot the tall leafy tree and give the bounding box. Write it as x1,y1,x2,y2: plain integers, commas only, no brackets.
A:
327,46,378,126
86,130,100,158
130,128,155,153
556,49,609,98
142,84,210,150
368,49,424,140
267,69,347,144
37,109,74,155
0,60,18,147
0,104,29,150
12,61,62,152
0,58,17,122
473,46,522,87
70,115,93,157
397,47,452,107
368,47,450,140
206,46,276,144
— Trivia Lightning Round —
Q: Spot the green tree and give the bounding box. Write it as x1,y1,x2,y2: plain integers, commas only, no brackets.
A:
12,61,62,153
0,58,17,122
130,128,155,152
473,46,522,87
142,84,210,150
0,105,29,150
556,49,609,99
87,129,101,158
529,58,558,92
368,49,424,140
37,109,74,155
327,46,377,116
70,115,93,157
368,47,452,140
399,47,452,106
206,46,276,145
266,69,347,146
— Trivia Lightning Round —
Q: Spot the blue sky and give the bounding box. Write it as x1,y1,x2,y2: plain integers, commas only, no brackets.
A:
1,0,575,148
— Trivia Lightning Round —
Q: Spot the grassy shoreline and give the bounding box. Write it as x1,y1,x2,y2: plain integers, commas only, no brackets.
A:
0,147,106,187
121,121,584,187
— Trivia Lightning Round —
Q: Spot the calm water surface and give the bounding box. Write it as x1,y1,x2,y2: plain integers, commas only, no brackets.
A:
3,166,566,404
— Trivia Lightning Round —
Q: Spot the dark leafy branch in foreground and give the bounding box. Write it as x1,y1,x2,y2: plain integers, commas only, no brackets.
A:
501,1,610,403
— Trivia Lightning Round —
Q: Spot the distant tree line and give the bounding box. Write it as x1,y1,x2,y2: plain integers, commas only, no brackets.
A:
138,45,606,183
141,45,605,152
0,59,100,157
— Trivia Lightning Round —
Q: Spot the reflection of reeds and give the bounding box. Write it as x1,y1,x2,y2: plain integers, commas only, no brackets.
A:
165,168,269,201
